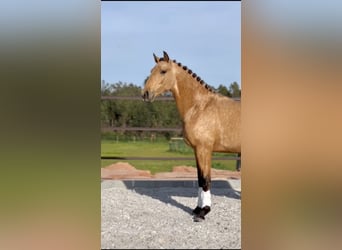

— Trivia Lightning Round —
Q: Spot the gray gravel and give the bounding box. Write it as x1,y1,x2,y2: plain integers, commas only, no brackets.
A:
101,180,241,249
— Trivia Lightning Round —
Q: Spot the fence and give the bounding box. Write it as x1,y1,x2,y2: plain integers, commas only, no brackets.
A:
100,95,241,168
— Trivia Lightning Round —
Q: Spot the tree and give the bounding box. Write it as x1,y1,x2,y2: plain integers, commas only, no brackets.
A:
217,84,232,97
228,81,241,98
101,80,241,139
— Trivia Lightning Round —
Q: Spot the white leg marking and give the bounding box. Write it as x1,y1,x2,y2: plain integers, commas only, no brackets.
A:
197,188,202,208
198,188,211,208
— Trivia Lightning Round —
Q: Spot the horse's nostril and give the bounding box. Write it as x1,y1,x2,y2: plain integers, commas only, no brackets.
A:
142,91,149,101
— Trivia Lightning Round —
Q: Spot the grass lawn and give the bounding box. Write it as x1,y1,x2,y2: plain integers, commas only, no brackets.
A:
101,139,238,174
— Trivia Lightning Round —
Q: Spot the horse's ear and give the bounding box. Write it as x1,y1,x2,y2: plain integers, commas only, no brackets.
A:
163,51,169,62
153,53,159,63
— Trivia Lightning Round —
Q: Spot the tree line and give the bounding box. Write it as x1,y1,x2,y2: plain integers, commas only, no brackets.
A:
101,80,241,140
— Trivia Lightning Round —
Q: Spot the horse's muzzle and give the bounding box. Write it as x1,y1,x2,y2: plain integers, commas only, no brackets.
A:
142,91,154,102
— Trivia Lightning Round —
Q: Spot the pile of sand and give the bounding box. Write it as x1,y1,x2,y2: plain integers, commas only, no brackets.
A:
101,162,240,180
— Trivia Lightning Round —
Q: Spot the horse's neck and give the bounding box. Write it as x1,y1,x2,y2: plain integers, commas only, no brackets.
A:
171,72,210,121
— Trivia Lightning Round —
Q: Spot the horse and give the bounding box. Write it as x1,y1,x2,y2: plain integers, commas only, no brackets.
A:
142,51,241,222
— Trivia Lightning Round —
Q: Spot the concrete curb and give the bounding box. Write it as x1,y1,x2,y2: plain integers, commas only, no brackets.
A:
101,179,241,191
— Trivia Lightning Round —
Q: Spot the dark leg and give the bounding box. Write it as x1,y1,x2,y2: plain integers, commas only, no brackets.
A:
192,146,212,221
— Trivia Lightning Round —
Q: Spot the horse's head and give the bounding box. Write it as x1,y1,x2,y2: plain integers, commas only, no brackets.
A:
142,51,176,102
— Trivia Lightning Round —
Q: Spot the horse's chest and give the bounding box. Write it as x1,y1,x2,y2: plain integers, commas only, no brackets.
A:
183,117,217,146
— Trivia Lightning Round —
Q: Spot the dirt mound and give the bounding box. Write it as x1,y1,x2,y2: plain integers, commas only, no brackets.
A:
154,165,240,179
101,163,240,180
101,162,152,179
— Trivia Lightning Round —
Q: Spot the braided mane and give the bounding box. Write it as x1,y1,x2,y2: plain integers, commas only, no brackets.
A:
159,57,216,93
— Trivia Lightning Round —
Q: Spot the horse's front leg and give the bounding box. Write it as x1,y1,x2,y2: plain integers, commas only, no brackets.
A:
192,146,212,222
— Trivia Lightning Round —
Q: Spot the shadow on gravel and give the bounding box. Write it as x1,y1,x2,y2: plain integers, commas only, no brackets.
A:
122,180,240,215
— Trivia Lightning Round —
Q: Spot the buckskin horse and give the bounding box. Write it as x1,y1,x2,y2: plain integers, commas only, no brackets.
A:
142,51,241,222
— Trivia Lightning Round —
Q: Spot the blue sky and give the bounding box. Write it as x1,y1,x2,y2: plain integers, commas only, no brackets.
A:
101,1,241,89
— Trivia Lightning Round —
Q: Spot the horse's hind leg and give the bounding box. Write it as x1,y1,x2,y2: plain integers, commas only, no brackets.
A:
192,146,212,222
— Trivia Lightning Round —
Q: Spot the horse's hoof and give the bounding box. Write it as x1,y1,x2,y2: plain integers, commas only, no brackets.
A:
193,214,205,222
201,206,211,217
192,206,201,215
192,206,211,222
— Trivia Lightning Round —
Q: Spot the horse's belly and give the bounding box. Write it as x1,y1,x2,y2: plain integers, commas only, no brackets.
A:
213,143,240,153
183,127,240,153
213,128,241,152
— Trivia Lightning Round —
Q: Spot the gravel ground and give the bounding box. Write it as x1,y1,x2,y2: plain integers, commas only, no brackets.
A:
101,180,241,249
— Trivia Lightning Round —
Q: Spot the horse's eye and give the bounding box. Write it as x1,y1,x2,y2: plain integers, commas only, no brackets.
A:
160,70,167,75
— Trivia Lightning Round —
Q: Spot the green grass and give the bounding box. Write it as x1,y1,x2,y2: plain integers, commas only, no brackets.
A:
101,139,238,174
